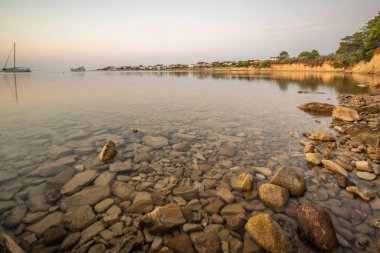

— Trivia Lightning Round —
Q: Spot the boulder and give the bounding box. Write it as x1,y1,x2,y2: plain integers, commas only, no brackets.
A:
297,102,334,115
62,205,96,231
140,203,185,234
61,170,97,195
332,106,360,121
258,183,289,211
269,166,306,197
297,202,338,251
245,213,289,253
99,140,118,162
143,136,169,149
309,130,335,141
322,160,349,177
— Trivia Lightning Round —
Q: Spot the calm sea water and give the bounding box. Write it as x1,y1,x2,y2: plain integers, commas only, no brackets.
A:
0,71,377,252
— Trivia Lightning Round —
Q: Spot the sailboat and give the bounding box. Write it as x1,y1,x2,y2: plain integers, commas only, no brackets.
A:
3,43,31,72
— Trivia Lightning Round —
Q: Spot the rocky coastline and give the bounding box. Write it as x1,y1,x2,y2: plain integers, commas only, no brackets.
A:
1,90,380,253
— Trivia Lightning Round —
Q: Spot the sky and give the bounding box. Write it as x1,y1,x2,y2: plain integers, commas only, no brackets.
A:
1,0,379,70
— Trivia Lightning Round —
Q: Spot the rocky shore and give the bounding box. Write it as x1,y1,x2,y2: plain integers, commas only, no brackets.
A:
0,91,380,253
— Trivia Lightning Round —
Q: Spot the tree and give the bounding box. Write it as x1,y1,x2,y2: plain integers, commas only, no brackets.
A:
279,51,289,61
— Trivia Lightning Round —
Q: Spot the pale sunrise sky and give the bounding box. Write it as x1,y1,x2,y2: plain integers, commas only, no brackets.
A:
1,0,379,70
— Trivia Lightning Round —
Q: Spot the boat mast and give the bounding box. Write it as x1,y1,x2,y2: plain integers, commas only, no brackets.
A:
14,42,16,68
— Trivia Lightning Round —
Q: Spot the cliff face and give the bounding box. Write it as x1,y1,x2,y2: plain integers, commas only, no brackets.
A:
269,62,343,72
267,49,380,74
349,49,380,74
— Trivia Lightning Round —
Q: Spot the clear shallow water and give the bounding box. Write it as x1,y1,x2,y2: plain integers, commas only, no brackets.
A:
0,71,377,252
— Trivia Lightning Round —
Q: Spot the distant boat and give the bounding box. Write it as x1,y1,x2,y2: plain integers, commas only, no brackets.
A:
2,42,31,72
71,66,85,72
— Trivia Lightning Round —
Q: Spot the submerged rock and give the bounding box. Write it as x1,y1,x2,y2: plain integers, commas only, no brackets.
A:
309,130,335,141
140,203,185,234
297,202,338,251
0,232,25,253
167,233,194,253
245,213,289,253
332,106,360,122
60,170,97,195
230,172,254,192
109,234,144,253
322,160,349,177
269,166,306,197
346,186,373,201
99,140,118,162
4,204,27,228
258,183,289,211
190,231,219,253
305,153,323,165
143,136,169,149
297,102,334,115
60,185,110,211
62,205,96,231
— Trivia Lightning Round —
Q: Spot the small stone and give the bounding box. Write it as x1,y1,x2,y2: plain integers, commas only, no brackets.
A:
109,234,144,253
173,142,190,152
216,187,235,204
190,231,219,253
111,181,134,200
4,204,27,228
59,232,81,250
88,244,106,253
109,161,135,172
230,172,254,192
322,160,349,177
60,185,110,211
204,199,225,214
62,205,96,231
140,203,186,234
167,233,194,253
26,212,64,236
309,130,335,141
43,226,68,246
173,186,198,200
356,161,372,172
245,213,289,253
220,203,245,215
61,170,97,195
94,198,115,213
99,140,118,162
143,136,169,149
78,221,105,246
225,213,247,231
356,171,377,181
305,153,322,165
183,223,203,232
336,176,355,189
346,186,373,201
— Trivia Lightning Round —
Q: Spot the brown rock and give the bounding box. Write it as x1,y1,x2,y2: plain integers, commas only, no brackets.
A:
225,213,247,231
297,102,334,115
245,213,289,253
109,234,144,253
99,140,118,162
204,199,225,214
269,166,306,197
336,176,355,189
297,202,338,251
167,233,194,253
190,231,219,253
258,183,289,211
332,106,360,122
215,187,235,203
43,227,68,246
140,203,186,234
309,130,335,141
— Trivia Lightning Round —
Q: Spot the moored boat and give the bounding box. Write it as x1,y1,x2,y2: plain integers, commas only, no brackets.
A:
2,43,31,72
